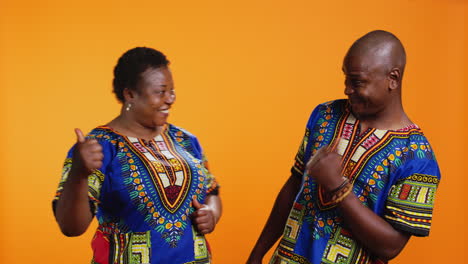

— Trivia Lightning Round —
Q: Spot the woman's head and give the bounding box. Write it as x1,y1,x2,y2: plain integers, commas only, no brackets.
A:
113,47,170,103
113,47,176,128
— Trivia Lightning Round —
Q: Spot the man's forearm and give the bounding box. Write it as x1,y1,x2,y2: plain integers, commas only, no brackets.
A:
338,192,410,261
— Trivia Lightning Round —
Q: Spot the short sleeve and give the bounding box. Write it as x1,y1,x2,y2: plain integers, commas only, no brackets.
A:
190,135,219,196
291,128,310,179
291,106,322,179
52,133,113,216
384,155,441,236
201,154,219,195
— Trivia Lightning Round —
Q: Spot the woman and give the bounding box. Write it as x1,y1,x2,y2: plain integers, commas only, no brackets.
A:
53,47,221,264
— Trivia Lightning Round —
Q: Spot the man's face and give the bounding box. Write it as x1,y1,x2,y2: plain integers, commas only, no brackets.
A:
342,53,390,119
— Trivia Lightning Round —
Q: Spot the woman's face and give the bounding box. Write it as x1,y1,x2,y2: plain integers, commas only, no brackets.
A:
128,66,176,128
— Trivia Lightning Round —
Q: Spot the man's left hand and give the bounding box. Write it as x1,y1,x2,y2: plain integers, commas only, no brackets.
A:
305,144,344,191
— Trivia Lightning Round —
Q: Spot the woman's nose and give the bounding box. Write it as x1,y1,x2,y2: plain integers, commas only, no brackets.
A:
164,91,176,104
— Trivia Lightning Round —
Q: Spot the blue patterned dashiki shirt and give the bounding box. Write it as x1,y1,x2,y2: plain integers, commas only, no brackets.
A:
53,124,219,264
270,99,440,264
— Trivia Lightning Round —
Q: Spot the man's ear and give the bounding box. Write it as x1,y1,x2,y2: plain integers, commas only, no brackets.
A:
388,68,401,91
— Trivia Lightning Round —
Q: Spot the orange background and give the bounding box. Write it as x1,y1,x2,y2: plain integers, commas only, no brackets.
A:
0,0,466,263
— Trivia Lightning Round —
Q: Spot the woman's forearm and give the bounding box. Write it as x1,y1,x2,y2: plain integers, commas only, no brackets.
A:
54,170,94,237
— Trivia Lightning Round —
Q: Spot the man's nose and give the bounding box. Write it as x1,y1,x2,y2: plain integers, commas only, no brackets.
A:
344,84,354,95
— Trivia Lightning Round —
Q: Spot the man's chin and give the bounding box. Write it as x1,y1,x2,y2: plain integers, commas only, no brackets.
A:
350,105,371,119
350,104,362,114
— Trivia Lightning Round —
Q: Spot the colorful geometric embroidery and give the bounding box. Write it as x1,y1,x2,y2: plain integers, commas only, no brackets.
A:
91,225,152,264
128,232,152,264
88,170,105,209
55,124,217,263
272,204,312,264
362,134,379,149
292,128,310,178
157,217,188,247
283,203,304,245
272,249,312,264
192,226,209,261
120,132,203,248
322,229,353,263
200,155,219,195
271,100,440,264
126,135,191,213
111,233,130,263
321,227,383,264
342,123,353,140
103,231,152,264
384,174,438,236
54,158,104,214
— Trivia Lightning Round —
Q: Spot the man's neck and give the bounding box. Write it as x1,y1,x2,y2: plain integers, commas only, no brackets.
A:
358,103,412,131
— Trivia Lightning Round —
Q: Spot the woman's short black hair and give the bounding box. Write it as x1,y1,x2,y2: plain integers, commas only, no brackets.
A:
112,47,170,103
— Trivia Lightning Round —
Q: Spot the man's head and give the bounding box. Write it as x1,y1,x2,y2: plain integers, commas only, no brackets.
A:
342,30,406,119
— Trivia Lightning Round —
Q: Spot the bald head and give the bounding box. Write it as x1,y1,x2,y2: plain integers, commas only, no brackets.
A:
345,30,406,79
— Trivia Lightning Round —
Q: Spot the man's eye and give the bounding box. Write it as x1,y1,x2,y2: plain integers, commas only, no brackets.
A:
351,80,363,87
345,78,362,87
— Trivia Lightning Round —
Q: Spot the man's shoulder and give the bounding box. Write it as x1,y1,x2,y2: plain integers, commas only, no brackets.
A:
309,99,348,118
314,99,347,112
304,99,348,128
403,126,434,150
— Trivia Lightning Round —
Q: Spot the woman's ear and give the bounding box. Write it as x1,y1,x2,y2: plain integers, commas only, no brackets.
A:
123,88,135,103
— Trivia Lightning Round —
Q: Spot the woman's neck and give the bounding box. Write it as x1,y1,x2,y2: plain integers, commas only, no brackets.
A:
107,114,165,141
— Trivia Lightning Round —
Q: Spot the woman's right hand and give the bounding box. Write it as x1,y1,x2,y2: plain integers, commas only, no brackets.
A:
54,128,101,236
71,128,103,176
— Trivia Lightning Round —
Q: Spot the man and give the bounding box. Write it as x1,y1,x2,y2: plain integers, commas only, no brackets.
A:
247,30,441,264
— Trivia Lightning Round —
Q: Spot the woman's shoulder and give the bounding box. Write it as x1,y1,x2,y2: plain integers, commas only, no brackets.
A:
64,126,121,158
166,124,204,156
166,124,198,140
87,126,123,145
